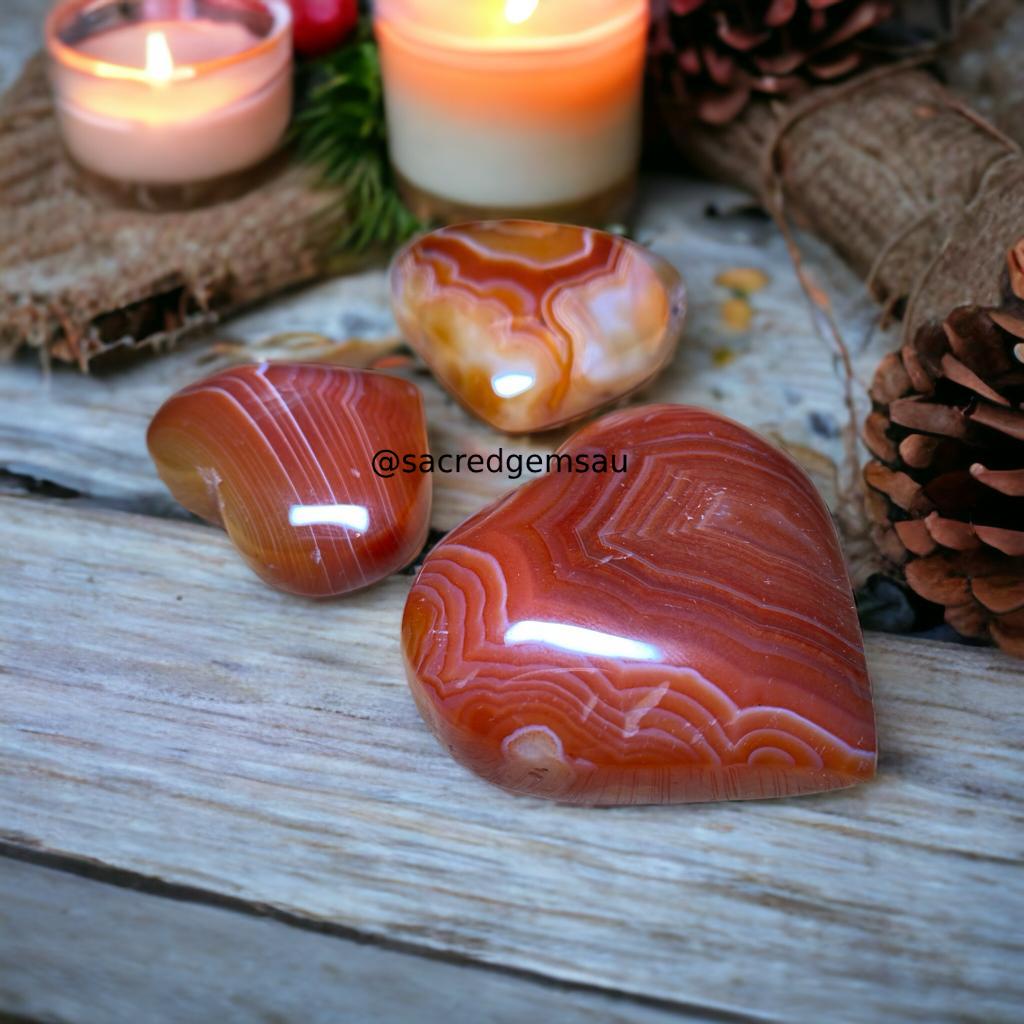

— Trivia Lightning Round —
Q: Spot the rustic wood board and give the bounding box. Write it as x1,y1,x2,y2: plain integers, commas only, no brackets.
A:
2,493,1022,1023
0,857,686,1024
0,177,899,576
2,4,1022,1022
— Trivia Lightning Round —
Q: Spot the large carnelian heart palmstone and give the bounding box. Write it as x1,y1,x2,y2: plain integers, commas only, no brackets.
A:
148,363,431,598
403,405,876,804
390,220,686,434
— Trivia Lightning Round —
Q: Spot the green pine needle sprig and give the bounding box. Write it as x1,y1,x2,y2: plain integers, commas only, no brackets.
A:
292,19,421,255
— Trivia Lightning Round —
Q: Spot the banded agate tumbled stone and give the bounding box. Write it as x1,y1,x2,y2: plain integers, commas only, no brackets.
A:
403,405,876,804
148,363,431,597
390,220,686,433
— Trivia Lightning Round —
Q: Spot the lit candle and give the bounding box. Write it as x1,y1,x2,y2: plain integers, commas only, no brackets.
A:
375,0,648,225
46,0,293,188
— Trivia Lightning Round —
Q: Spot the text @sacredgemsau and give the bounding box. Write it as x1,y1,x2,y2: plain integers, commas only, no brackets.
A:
371,449,629,480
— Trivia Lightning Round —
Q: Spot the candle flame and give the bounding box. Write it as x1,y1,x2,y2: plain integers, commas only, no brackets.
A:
145,30,175,85
89,27,195,84
504,0,539,25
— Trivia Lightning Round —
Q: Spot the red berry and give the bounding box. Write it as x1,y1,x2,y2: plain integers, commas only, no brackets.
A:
288,0,359,59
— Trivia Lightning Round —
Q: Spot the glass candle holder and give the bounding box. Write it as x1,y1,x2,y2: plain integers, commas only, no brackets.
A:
375,0,648,227
46,0,293,199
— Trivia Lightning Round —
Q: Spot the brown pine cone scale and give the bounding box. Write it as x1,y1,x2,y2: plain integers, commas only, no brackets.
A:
648,0,959,125
863,239,1024,657
650,0,896,124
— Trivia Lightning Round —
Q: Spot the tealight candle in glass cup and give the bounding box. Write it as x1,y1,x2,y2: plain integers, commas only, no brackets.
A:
375,0,649,226
46,0,293,204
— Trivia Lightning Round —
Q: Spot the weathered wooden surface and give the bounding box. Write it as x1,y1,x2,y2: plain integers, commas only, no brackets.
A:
2,5,1022,1022
0,177,899,577
2,493,1022,1023
0,857,687,1024
0,5,897,575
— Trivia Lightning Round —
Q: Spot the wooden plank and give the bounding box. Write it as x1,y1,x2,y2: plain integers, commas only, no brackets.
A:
2,8,1017,1021
1,175,898,579
1,494,1020,1023
0,857,691,1024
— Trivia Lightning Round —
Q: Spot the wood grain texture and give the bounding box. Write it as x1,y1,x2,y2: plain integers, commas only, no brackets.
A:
0,178,900,580
0,858,690,1024
1,493,1021,1023
1,11,1017,1018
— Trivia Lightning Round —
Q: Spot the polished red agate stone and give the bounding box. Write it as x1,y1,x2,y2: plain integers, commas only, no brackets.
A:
148,363,431,597
391,220,686,434
403,405,876,804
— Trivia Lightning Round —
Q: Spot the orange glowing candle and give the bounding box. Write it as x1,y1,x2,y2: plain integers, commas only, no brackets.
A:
374,0,649,225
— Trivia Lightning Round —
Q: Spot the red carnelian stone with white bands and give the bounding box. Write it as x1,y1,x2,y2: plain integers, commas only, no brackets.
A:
403,405,876,804
148,363,431,597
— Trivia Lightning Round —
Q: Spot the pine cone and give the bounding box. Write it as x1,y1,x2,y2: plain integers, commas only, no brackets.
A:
648,1,956,125
863,239,1024,658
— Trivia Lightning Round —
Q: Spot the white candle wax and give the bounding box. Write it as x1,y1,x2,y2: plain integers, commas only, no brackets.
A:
46,0,293,186
375,0,648,220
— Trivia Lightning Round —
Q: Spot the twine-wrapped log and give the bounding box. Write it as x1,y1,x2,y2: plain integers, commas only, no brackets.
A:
679,65,1024,346
0,57,357,369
